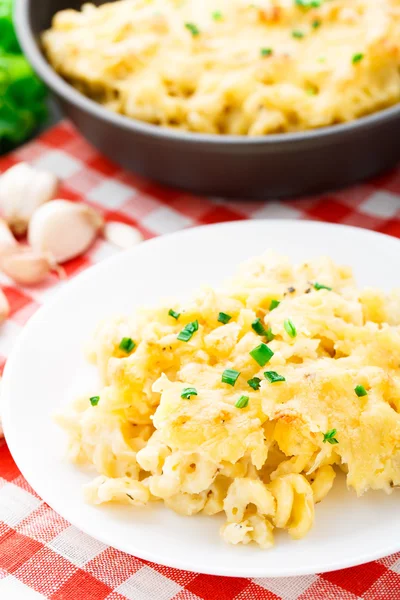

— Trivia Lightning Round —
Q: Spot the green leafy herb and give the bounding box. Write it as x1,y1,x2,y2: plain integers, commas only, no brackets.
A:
212,10,223,20
181,387,198,399
284,318,297,338
218,312,232,324
235,395,249,409
222,368,241,386
119,337,136,353
354,385,367,397
0,0,48,153
90,396,100,406
168,308,180,320
185,22,200,36
247,376,262,390
269,299,280,311
177,320,199,342
260,47,273,57
314,282,332,291
323,428,339,444
264,370,286,383
312,19,321,28
292,30,305,39
352,53,364,64
250,343,274,367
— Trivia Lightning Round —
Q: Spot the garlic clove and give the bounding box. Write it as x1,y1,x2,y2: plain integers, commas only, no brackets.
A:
0,289,10,322
28,200,103,264
0,162,59,235
0,245,55,285
103,221,144,249
0,218,18,249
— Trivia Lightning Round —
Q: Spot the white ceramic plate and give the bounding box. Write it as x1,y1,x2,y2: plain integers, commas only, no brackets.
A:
3,220,400,578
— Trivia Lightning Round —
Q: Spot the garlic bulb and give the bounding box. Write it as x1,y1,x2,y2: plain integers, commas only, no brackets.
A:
0,162,59,235
0,245,58,285
28,200,103,263
103,221,144,249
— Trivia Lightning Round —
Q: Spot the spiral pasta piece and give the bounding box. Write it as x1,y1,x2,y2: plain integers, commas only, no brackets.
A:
267,474,314,539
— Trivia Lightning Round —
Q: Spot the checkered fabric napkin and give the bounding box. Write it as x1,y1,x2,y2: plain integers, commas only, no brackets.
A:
1,121,400,600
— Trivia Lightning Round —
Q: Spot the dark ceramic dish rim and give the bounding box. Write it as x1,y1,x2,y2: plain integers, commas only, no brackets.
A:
15,0,400,147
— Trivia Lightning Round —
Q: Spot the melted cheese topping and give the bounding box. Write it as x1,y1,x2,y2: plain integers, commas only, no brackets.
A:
43,0,400,135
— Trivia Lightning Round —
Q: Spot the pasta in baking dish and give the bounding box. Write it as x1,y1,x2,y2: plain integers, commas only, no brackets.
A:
57,251,400,549
42,0,400,135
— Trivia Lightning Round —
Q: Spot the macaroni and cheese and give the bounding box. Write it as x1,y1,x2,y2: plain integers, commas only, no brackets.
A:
43,0,400,135
57,252,400,548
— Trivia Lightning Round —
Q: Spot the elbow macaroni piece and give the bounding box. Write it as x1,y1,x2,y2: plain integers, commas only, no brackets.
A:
42,0,400,135
57,251,400,548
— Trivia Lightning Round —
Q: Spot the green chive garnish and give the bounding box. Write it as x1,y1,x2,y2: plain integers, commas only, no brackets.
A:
323,429,339,444
252,318,267,336
119,337,135,353
247,376,262,390
260,48,273,57
218,312,232,324
90,396,100,406
284,319,297,338
185,22,200,36
314,282,332,291
295,0,322,7
222,368,241,386
292,30,305,39
264,371,286,383
312,19,321,28
177,320,199,342
352,53,364,64
235,395,249,409
212,10,223,20
168,309,180,320
355,385,367,397
269,299,280,311
181,387,198,399
250,343,274,367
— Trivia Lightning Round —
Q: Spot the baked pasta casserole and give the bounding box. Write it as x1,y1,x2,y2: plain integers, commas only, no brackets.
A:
42,0,400,135
57,252,400,548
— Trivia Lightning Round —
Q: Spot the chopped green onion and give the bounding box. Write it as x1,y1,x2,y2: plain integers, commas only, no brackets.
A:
218,312,232,324
312,19,321,28
247,376,262,390
295,0,322,7
252,318,267,336
168,308,180,320
314,282,332,291
322,429,339,444
185,22,200,36
260,47,273,57
269,299,280,311
90,396,100,406
354,385,367,397
222,368,241,386
181,387,198,399
250,343,274,367
264,370,286,383
212,10,223,20
235,395,249,409
177,320,199,342
352,53,364,64
265,327,275,342
292,30,305,39
119,337,136,353
284,319,297,338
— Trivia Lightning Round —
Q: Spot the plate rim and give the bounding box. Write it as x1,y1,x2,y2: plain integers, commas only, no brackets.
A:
3,218,400,577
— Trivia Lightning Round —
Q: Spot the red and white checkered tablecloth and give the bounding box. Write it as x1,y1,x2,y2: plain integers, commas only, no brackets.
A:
1,120,400,600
